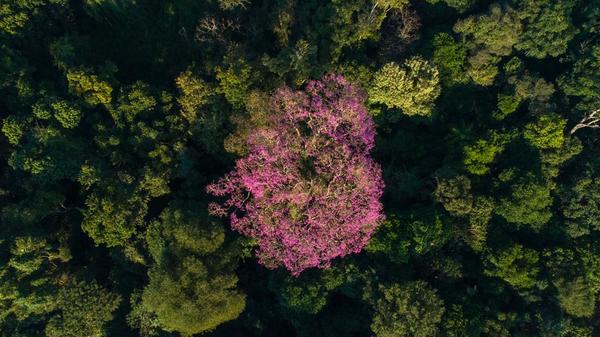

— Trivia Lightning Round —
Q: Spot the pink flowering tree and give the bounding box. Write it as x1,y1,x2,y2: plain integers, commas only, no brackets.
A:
207,74,384,275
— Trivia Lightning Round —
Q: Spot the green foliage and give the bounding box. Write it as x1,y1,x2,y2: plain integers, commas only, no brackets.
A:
66,68,113,106
523,113,566,150
224,90,271,155
370,281,445,337
466,51,499,86
8,237,51,276
49,35,89,71
370,57,441,117
506,72,556,114
561,175,600,237
0,0,67,36
126,290,162,337
141,257,245,336
1,188,65,228
496,93,521,118
270,266,355,316
484,244,540,289
2,115,25,145
45,279,121,337
32,102,52,120
463,132,509,176
409,215,447,255
0,0,595,335
262,39,317,85
51,100,82,129
440,306,468,337
542,247,596,317
466,196,494,251
515,0,577,59
579,243,600,293
111,81,157,124
454,4,521,57
268,4,289,38
6,123,86,181
366,216,411,264
503,57,523,75
549,318,593,337
278,279,328,314
554,277,595,318
216,59,252,109
176,69,211,123
559,46,600,110
539,137,582,180
433,172,473,216
329,0,406,60
81,184,147,247
496,177,553,230
367,211,449,262
146,205,225,260
454,4,522,86
141,204,245,336
0,3,29,35
375,0,408,9
2,233,72,327
512,73,555,103
432,32,469,85
426,0,473,12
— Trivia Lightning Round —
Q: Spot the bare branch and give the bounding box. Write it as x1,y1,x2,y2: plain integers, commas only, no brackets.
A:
218,0,250,11
195,16,240,43
570,108,600,135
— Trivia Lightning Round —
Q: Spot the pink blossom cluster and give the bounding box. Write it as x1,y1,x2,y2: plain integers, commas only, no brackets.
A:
207,74,384,275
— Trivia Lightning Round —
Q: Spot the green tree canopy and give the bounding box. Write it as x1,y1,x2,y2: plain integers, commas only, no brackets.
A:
370,281,445,337
140,204,246,336
454,3,522,85
369,57,441,117
45,279,121,337
515,0,577,59
484,244,540,289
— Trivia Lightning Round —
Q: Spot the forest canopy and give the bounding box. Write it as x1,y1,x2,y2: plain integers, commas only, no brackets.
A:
0,0,599,336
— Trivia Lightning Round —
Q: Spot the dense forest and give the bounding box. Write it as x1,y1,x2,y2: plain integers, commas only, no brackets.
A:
1,0,600,336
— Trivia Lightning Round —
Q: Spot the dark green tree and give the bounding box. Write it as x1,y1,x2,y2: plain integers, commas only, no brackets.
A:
515,0,577,58
370,281,445,337
484,244,540,289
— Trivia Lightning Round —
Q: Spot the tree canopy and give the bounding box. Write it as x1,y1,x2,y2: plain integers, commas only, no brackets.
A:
0,0,599,336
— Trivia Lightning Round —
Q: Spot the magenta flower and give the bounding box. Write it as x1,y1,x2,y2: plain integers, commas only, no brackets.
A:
207,74,384,275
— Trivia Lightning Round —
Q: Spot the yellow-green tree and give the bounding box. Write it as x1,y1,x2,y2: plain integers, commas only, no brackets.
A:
370,57,440,117
140,204,246,336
